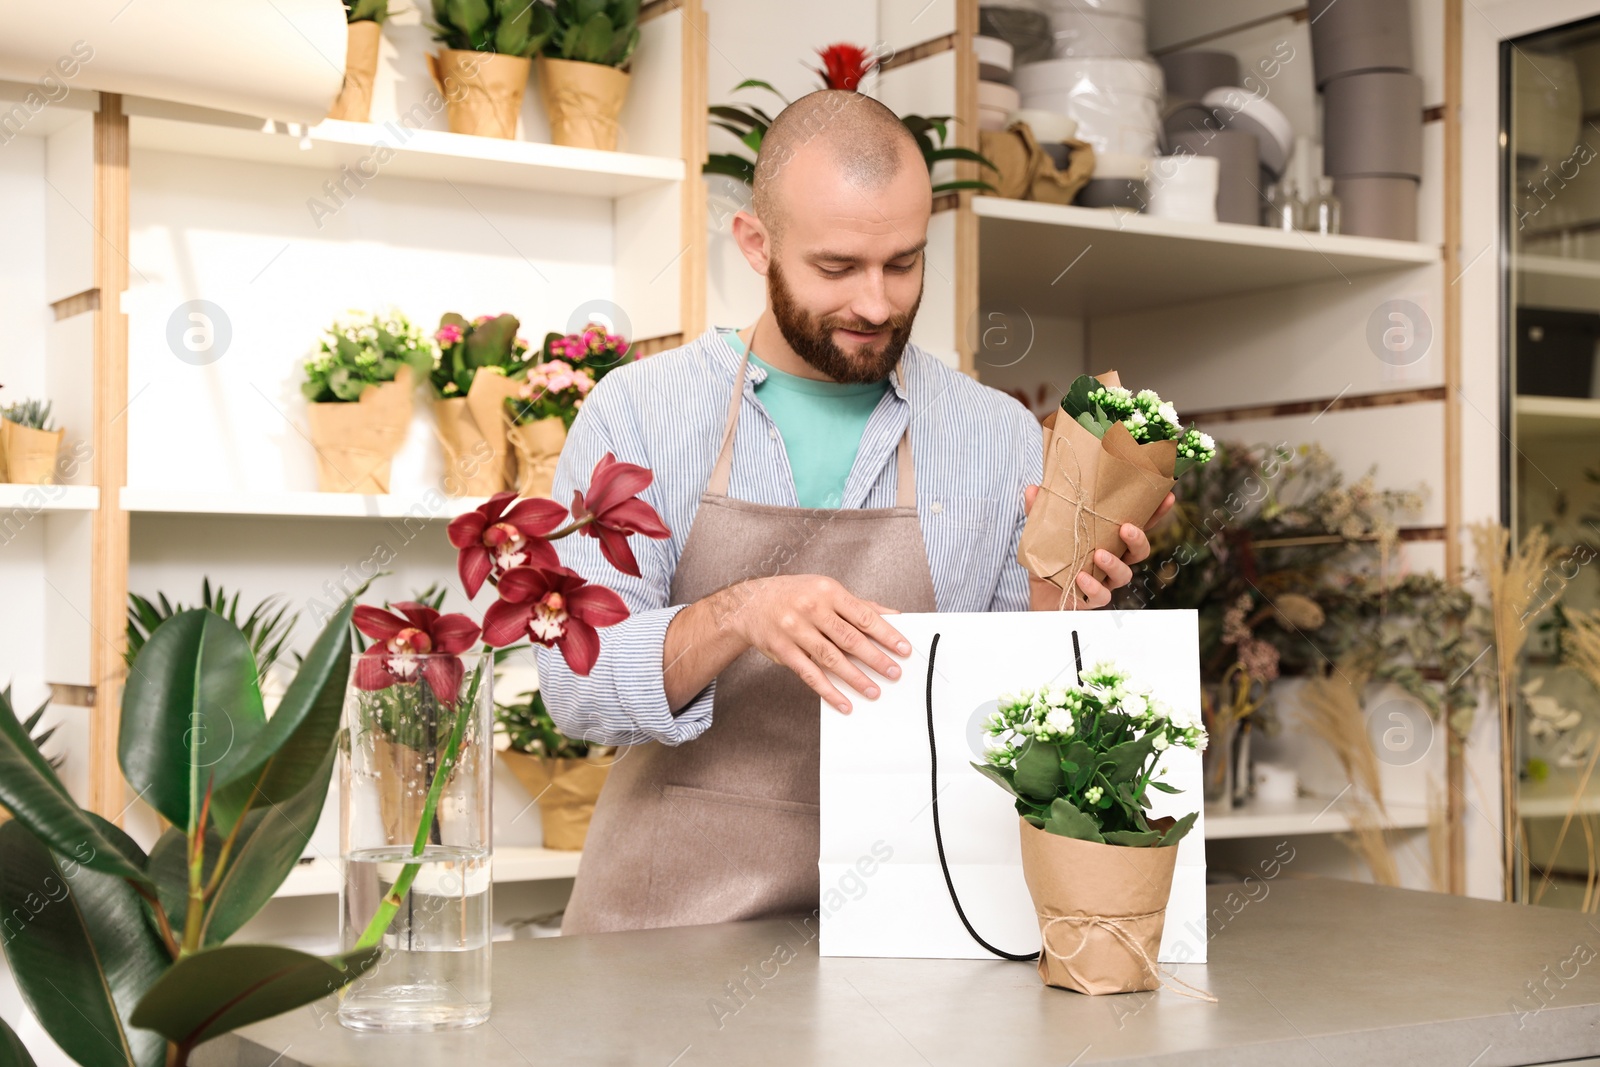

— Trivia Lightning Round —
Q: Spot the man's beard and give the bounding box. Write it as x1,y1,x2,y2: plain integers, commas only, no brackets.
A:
767,258,921,384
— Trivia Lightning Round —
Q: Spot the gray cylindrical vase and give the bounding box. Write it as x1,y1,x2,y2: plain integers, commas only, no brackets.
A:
1334,176,1420,240
1323,71,1424,178
1307,0,1415,89
1157,51,1241,104
1170,128,1260,225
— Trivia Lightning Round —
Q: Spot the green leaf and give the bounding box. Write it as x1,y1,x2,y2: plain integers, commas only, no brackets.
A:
572,11,613,62
0,688,151,886
131,944,380,1050
1158,811,1199,846
1041,797,1104,842
211,597,353,830
120,609,266,831
463,313,520,369
1148,779,1182,794
1012,739,1064,801
0,818,169,1067
1102,829,1163,846
446,0,491,37
731,77,789,104
1105,732,1157,782
0,1016,39,1067
702,154,756,185
969,759,1021,799
203,741,338,945
924,146,999,171
1060,373,1102,419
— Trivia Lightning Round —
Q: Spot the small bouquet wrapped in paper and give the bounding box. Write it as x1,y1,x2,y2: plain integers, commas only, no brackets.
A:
504,358,594,499
1018,371,1214,605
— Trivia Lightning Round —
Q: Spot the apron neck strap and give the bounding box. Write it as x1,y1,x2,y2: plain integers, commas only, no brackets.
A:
708,334,915,509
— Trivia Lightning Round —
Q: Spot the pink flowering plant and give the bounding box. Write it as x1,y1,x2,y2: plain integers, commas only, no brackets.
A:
504,359,594,429
541,324,632,383
430,311,533,397
346,453,669,953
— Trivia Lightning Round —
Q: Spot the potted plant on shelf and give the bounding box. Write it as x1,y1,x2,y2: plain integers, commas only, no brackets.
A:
496,688,613,849
542,322,633,384
426,0,556,139
537,0,641,151
0,396,63,485
328,0,390,123
705,43,1000,195
432,312,534,497
301,309,431,494
973,662,1206,994
504,356,593,498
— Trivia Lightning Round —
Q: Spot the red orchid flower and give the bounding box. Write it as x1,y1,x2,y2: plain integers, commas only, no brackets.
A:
569,452,671,578
447,491,567,597
815,43,877,92
353,602,482,703
482,565,629,676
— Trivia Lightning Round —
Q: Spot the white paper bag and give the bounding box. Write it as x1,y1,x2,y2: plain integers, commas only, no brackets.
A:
819,610,1207,964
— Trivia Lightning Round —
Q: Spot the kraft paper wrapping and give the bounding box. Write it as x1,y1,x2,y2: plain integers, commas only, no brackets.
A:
498,750,611,850
978,124,1095,204
427,49,530,139
1,422,63,485
508,416,567,500
305,364,414,494
1018,817,1178,994
433,370,524,497
1017,371,1175,606
373,734,450,846
537,56,630,151
327,20,381,123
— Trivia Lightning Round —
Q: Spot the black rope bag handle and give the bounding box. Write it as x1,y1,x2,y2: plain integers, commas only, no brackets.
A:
924,629,1084,962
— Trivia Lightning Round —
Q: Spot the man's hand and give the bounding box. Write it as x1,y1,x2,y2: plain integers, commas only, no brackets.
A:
1023,486,1176,610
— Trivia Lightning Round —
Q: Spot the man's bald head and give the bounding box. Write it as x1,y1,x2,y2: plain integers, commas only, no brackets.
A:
751,90,927,243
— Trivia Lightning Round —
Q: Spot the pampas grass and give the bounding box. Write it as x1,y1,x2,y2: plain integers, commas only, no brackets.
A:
1300,670,1386,812
1343,807,1401,886
1532,610,1600,907
1471,522,1563,900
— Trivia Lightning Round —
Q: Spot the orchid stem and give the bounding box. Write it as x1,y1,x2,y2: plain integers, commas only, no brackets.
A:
353,649,489,951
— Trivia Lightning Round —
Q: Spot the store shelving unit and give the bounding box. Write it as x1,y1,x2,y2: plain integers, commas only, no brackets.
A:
1205,796,1432,840
120,487,489,520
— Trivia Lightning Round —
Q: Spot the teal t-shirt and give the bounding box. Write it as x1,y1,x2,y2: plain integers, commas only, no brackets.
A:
726,331,890,508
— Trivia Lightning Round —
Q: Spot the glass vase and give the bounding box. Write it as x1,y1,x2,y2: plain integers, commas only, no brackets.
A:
338,651,493,1032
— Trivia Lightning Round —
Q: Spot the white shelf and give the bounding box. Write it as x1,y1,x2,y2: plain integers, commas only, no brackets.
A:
1205,795,1431,840
974,197,1440,317
1516,395,1600,438
1513,254,1600,311
275,846,582,898
127,113,685,198
1514,253,1600,281
0,484,99,511
121,487,490,521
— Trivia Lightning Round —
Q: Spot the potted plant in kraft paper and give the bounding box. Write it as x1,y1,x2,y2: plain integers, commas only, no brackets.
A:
496,688,613,849
426,0,556,139
1019,372,1215,607
504,356,593,498
328,0,390,122
542,321,633,384
301,309,432,494
337,454,669,1030
974,663,1208,995
537,0,641,150
432,312,534,496
0,397,63,485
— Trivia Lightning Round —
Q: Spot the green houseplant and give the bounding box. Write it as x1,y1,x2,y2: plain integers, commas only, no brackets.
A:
301,309,430,494
537,0,642,150
0,395,63,486
0,597,377,1067
431,312,533,496
427,0,558,139
329,0,392,122
125,579,298,678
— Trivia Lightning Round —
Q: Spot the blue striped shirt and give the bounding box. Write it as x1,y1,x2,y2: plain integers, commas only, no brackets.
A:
533,326,1045,747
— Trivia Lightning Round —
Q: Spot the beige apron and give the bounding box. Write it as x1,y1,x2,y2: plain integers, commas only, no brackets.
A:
561,331,938,933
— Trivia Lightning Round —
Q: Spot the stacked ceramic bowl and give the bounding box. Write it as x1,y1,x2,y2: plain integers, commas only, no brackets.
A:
1040,0,1145,59
1310,0,1422,240
977,35,1020,131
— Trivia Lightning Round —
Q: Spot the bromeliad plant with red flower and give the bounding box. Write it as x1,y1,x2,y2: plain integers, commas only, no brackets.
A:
349,452,669,950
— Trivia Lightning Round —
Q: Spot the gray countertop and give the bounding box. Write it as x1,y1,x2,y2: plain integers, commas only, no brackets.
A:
200,878,1600,1067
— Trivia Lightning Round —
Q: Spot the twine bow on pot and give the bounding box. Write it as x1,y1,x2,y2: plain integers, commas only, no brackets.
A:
1038,909,1218,1003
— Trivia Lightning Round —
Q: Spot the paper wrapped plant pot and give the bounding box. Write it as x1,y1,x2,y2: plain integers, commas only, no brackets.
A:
1,422,64,484
498,750,611,850
1019,816,1179,994
508,415,567,499
537,56,630,151
434,370,524,497
328,20,382,122
428,49,531,139
1017,371,1175,605
305,364,414,494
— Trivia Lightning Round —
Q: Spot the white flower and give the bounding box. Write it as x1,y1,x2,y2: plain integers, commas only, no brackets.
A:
1152,734,1171,752
1199,431,1215,450
1164,701,1201,729
1121,693,1147,718
1158,401,1180,426
1045,684,1069,707
1045,709,1074,736
998,691,1016,710
1135,389,1160,405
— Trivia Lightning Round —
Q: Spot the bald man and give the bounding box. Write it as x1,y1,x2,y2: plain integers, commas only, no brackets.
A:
535,90,1173,934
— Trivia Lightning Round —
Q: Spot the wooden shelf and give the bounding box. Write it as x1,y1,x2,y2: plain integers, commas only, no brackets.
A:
121,487,489,521
0,484,99,511
127,113,685,198
1513,254,1600,311
974,197,1440,317
1205,795,1431,840
275,846,582,898
1516,395,1600,438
